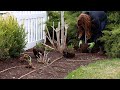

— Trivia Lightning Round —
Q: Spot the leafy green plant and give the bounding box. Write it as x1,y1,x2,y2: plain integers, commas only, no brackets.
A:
35,42,53,52
35,42,44,48
0,15,27,59
100,25,120,58
67,44,74,49
64,11,81,45
99,11,120,58
107,11,120,24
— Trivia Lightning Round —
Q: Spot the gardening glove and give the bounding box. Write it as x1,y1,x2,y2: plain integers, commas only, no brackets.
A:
79,40,82,47
88,42,95,49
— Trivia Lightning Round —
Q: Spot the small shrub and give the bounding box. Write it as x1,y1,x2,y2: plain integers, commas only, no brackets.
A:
99,11,120,58
107,11,120,24
100,25,120,58
0,14,27,59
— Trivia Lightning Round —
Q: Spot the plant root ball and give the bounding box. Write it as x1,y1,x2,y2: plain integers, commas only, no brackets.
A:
63,48,75,58
74,45,79,51
33,47,45,58
78,43,89,53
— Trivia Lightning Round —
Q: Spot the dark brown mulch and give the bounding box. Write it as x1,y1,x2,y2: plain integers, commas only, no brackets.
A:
0,48,108,79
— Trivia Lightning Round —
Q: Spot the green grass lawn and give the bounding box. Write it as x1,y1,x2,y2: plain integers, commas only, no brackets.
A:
65,58,120,79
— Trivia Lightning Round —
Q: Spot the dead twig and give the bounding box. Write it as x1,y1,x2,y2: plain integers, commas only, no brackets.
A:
21,52,33,54
45,26,55,48
18,56,63,79
41,43,55,50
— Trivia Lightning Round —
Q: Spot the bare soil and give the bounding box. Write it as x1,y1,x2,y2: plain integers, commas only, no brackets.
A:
0,48,108,79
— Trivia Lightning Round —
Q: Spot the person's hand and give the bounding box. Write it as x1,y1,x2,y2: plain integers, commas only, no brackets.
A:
79,40,82,47
88,42,95,49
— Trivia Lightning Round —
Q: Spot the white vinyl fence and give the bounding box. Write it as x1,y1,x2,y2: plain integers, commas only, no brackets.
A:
0,11,47,50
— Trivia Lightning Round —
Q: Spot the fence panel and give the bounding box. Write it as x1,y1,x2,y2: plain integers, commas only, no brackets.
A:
11,11,47,50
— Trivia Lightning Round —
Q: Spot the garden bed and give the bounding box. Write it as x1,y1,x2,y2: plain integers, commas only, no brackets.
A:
0,48,108,79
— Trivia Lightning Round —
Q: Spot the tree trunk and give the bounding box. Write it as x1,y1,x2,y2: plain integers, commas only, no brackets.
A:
56,22,61,51
61,11,65,51
44,11,68,53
